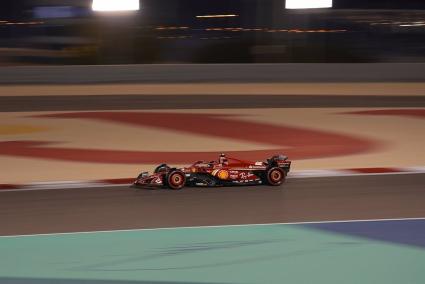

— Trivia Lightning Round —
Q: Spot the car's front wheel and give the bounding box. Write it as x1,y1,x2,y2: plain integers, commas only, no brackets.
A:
266,167,285,186
167,170,186,190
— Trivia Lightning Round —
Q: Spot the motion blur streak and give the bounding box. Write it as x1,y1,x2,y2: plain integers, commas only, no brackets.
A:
196,14,239,18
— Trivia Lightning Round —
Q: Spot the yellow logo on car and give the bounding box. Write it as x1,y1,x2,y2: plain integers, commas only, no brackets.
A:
217,170,229,180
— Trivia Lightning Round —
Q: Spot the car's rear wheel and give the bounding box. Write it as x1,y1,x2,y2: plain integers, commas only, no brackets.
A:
266,167,285,186
167,170,186,190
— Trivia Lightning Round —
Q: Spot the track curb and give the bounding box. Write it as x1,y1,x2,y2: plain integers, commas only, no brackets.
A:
1,167,425,191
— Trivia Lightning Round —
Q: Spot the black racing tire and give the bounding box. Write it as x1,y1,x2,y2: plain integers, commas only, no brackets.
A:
266,167,285,186
167,170,186,190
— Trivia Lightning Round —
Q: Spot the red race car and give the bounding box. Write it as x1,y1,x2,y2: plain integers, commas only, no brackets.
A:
134,154,291,190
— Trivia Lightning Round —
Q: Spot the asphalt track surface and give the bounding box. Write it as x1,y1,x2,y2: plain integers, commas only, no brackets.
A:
2,64,425,84
1,95,425,111
1,173,424,236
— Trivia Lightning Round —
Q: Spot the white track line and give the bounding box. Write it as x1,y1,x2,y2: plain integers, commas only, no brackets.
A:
290,170,425,179
1,217,424,238
0,183,124,193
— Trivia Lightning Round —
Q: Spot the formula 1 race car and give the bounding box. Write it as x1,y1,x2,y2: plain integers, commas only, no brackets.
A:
134,154,291,190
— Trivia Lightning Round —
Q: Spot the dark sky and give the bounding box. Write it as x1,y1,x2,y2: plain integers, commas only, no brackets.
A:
0,1,26,19
335,0,425,9
1,0,425,19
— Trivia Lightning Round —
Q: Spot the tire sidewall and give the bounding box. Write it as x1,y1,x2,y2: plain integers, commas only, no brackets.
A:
167,171,186,190
266,167,285,186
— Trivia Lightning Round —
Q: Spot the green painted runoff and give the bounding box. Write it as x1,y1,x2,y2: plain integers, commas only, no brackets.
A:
1,224,424,284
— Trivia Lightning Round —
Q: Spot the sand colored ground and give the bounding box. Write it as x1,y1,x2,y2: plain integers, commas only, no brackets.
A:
0,108,424,184
0,83,425,96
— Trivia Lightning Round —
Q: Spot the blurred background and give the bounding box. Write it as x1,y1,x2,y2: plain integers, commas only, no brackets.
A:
1,0,425,65
1,2,425,283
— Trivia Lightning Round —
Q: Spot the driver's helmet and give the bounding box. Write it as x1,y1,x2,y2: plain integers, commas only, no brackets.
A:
154,163,169,173
218,153,228,165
